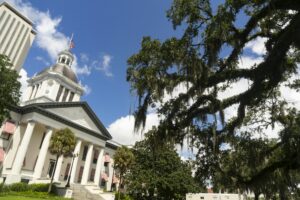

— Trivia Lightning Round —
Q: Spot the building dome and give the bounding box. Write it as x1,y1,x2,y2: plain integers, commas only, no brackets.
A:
37,63,78,83
36,49,78,83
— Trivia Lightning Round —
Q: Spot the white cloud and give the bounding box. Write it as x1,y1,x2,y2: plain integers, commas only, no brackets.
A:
35,56,50,66
107,113,160,146
80,53,89,63
94,54,113,77
238,56,263,69
81,83,91,95
18,68,29,101
74,65,91,76
245,37,267,55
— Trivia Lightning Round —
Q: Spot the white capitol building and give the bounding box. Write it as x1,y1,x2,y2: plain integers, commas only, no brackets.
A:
0,1,120,193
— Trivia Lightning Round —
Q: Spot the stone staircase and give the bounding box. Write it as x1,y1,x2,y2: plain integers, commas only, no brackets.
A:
71,184,115,200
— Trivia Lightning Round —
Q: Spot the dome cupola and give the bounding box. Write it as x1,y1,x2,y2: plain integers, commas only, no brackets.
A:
56,49,74,67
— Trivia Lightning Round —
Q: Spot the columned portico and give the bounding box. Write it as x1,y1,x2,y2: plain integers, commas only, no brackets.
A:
70,139,82,183
0,47,117,187
33,127,53,179
5,120,36,183
54,155,64,181
81,143,93,185
94,148,104,185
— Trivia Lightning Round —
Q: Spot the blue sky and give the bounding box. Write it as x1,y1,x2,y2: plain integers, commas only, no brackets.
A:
3,0,189,146
21,0,177,125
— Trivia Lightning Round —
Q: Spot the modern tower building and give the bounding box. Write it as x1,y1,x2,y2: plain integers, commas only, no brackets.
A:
0,1,36,72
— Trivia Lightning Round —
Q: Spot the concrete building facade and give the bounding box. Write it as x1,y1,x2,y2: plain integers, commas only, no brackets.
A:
0,2,36,72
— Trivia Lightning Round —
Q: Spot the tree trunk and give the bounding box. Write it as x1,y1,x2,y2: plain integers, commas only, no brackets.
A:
48,154,59,193
254,192,260,200
117,174,123,200
279,187,286,200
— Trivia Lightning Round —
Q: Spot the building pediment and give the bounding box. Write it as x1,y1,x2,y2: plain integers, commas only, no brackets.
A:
11,102,112,140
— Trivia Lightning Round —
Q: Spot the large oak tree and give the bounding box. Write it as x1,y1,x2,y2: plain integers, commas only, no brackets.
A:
127,0,300,196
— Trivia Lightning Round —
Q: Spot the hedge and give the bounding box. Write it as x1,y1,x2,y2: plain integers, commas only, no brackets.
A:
0,183,49,193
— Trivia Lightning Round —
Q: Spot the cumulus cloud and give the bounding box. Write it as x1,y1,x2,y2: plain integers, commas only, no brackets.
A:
221,37,300,139
245,37,267,55
35,56,50,66
238,56,263,69
94,54,113,77
107,113,160,146
18,68,29,101
80,83,92,95
80,53,89,63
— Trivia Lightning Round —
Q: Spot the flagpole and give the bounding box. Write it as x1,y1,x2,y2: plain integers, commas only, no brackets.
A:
69,33,74,50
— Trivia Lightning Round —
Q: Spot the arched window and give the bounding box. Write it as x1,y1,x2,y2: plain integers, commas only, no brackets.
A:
66,59,70,65
61,57,66,64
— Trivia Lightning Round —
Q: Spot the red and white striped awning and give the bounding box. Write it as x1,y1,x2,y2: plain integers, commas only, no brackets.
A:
113,176,119,183
104,154,110,163
101,172,108,181
0,148,5,162
2,121,16,134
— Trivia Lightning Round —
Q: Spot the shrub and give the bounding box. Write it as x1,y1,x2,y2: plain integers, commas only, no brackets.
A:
0,183,9,193
30,183,50,192
9,182,29,192
0,183,50,193
115,192,133,200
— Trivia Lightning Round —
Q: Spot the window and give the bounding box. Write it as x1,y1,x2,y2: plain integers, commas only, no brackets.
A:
66,59,70,65
64,163,71,180
78,166,84,183
82,145,88,161
48,159,56,177
0,132,11,140
1,120,15,140
61,88,69,102
93,150,99,164
39,132,46,149
56,85,63,101
89,168,95,181
68,92,75,102
61,57,66,64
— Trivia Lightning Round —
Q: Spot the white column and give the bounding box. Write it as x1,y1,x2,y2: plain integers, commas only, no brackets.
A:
33,127,53,179
81,143,93,185
106,159,114,191
59,87,66,102
66,91,71,102
94,148,104,185
53,155,63,181
29,86,36,100
12,120,36,174
70,140,82,183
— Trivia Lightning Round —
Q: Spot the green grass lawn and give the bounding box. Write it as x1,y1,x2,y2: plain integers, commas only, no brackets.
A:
0,193,70,200
0,196,46,200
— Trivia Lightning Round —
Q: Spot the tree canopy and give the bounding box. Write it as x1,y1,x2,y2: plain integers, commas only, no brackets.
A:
127,0,300,195
48,128,76,192
114,145,135,200
126,129,200,200
0,54,20,123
